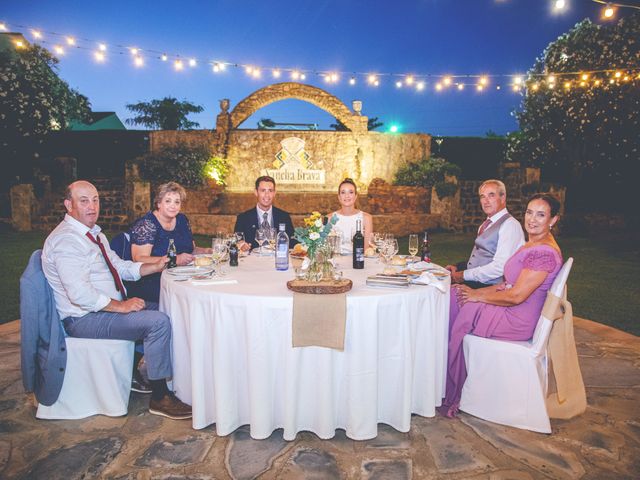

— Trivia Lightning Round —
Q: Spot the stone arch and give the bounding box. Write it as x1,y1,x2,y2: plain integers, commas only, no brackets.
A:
229,82,367,132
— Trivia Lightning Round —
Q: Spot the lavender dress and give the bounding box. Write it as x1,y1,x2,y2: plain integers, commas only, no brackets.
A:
442,244,563,412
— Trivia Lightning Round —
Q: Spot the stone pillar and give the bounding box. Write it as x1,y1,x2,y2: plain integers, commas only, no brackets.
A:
430,175,462,231
125,180,151,223
10,184,35,232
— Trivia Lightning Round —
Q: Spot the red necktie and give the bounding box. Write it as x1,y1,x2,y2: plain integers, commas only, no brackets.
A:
85,232,127,300
478,218,492,236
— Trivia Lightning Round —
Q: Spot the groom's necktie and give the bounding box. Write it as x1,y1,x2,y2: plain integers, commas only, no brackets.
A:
478,218,492,236
261,212,270,229
85,231,127,299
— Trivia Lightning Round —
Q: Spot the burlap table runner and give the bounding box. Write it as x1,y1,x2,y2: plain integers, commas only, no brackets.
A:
292,292,347,350
542,287,587,419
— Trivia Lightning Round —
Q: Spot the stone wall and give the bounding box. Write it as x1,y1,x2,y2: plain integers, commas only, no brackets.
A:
149,130,431,194
367,179,430,214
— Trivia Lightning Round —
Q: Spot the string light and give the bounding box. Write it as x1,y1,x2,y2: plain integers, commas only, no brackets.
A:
603,3,616,18
3,21,639,97
554,0,566,11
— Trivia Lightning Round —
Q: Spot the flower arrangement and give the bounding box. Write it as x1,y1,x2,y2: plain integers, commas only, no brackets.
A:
293,212,338,259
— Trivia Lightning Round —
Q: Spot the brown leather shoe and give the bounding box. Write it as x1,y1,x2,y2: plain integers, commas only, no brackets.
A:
149,393,192,420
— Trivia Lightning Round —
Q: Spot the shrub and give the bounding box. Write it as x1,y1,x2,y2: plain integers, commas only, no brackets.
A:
393,156,461,198
136,143,228,188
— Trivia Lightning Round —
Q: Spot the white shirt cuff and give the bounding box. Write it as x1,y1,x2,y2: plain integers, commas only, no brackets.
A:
94,294,112,312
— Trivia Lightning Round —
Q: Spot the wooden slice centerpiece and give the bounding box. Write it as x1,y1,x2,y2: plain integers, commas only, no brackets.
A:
287,278,352,294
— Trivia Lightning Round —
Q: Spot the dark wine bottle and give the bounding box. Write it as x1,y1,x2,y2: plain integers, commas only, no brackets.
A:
420,231,431,263
353,219,365,269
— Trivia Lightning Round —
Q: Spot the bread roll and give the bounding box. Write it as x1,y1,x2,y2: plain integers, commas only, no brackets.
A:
195,256,213,266
365,247,376,257
391,256,406,266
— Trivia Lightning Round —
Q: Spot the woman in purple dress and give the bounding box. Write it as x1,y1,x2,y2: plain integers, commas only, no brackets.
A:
441,193,563,418
129,182,211,302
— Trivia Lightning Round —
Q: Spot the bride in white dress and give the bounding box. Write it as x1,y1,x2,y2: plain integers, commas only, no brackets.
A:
328,178,373,254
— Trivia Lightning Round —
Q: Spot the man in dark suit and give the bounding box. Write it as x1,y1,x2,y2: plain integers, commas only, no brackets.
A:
234,175,296,250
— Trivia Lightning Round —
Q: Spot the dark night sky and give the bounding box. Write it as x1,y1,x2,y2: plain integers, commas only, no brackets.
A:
2,0,633,135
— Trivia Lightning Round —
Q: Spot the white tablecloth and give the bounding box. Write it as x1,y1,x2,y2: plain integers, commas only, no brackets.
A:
160,254,450,440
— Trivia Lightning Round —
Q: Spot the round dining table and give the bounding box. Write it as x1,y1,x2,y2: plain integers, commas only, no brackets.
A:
159,254,450,440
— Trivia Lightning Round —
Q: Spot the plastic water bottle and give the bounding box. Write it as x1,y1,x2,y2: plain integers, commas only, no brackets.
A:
275,223,289,271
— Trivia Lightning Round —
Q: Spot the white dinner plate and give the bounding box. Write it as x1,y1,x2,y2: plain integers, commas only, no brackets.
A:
166,265,215,278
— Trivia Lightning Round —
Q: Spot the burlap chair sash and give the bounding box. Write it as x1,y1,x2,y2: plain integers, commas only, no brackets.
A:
542,287,587,419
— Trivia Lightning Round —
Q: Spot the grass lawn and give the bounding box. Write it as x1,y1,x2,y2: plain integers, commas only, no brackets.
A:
2,230,639,336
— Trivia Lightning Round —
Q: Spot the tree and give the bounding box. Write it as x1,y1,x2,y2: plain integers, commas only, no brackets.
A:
126,97,204,130
330,116,384,131
0,43,91,184
257,118,276,129
507,14,640,211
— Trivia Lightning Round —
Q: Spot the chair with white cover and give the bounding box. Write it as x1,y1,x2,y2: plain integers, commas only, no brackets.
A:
36,337,134,419
20,249,135,420
459,258,574,433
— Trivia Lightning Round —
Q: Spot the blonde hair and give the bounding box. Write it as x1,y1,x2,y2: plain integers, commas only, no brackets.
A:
154,182,186,208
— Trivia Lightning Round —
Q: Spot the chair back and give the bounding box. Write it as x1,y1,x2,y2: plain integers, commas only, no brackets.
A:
110,232,132,261
530,257,574,355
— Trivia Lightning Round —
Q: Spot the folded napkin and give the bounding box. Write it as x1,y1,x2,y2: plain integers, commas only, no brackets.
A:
412,271,448,292
292,292,346,350
190,278,238,286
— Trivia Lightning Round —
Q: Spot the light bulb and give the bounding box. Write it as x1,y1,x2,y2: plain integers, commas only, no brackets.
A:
54,45,64,55
134,56,144,67
368,74,377,84
405,75,414,85
98,43,107,51
66,36,75,45
603,4,615,18
457,83,464,90
300,73,306,80
272,69,281,78
174,60,183,70
435,83,443,91
443,76,452,86
349,77,356,85
416,81,425,91
161,54,168,61
0,23,6,31
396,81,402,88
31,30,42,39
130,48,138,55
189,58,197,67
554,0,566,11
94,51,105,62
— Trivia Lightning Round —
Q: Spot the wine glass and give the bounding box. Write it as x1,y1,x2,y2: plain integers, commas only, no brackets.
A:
380,239,395,265
373,232,385,263
255,228,265,255
211,238,228,275
408,234,419,261
266,228,277,254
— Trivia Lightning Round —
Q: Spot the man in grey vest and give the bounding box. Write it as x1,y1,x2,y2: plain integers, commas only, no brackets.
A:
446,179,524,288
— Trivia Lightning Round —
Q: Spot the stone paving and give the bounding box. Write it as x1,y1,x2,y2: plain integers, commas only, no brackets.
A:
0,317,638,480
